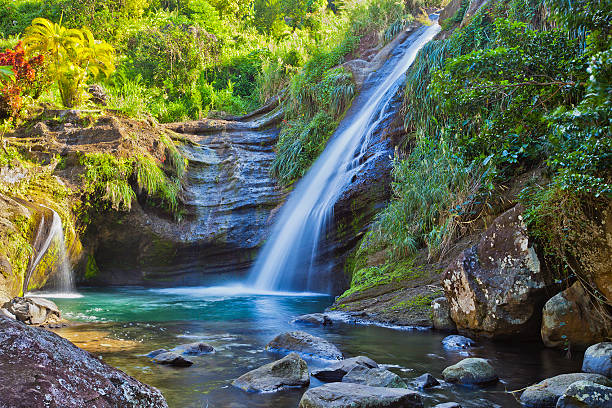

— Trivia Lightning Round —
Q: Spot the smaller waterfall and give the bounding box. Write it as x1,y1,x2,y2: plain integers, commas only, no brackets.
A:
25,208,76,296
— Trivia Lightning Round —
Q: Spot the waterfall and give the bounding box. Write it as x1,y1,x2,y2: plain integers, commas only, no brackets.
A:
248,21,441,293
25,208,76,295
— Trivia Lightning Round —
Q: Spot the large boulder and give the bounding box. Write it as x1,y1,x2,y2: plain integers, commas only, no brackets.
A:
541,282,610,349
582,342,612,377
441,358,498,385
442,205,553,339
0,315,167,407
2,297,61,325
266,331,343,360
520,373,611,407
232,352,309,393
342,365,407,388
442,335,477,350
312,356,378,382
298,382,423,408
432,297,456,332
556,380,612,408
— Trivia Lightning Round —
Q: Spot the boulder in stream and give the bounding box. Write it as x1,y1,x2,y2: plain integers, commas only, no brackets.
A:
232,352,310,392
433,403,462,408
2,296,61,325
556,380,612,408
152,352,194,367
442,335,477,350
298,382,423,408
342,365,408,388
442,358,498,385
582,342,612,377
520,373,611,407
414,373,440,388
0,315,168,407
266,331,343,360
173,342,215,355
292,313,332,326
312,356,378,382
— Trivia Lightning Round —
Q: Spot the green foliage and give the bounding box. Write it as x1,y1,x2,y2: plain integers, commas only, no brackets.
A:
390,292,442,310
79,153,135,211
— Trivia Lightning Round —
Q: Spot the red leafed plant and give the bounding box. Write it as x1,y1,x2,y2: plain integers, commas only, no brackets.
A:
0,42,47,120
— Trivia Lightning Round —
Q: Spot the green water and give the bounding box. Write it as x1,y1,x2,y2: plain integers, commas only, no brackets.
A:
49,287,581,408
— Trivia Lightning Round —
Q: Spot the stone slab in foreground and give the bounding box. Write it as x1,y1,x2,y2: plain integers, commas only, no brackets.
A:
298,382,423,408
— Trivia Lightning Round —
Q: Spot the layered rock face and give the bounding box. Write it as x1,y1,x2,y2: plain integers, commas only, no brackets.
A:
442,205,554,339
0,315,168,408
87,109,286,286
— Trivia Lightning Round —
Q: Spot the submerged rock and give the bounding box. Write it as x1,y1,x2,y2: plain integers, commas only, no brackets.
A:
266,331,343,360
312,356,378,382
292,313,332,326
432,297,456,332
442,358,498,385
541,282,609,349
556,380,612,408
442,335,477,350
232,352,309,393
433,403,462,408
152,352,194,367
298,382,423,408
520,373,611,407
442,205,553,339
2,296,61,325
414,373,440,388
146,348,168,358
0,315,168,407
342,365,407,388
582,342,612,377
173,342,215,355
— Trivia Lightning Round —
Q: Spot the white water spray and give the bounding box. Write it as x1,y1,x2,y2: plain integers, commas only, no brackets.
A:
249,22,441,293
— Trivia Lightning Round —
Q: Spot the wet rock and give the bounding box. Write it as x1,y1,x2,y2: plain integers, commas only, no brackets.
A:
266,331,343,360
442,205,553,339
582,342,612,377
312,356,378,382
292,313,332,326
556,380,612,408
432,297,456,332
520,373,611,407
152,352,194,367
442,358,498,385
414,373,439,388
146,349,168,358
433,403,462,408
232,352,309,392
541,282,609,349
342,365,407,388
442,335,477,350
0,315,168,407
298,382,423,408
2,297,61,325
173,342,215,355
0,308,15,319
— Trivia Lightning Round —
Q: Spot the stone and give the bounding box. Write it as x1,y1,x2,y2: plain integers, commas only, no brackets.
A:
433,404,462,408
232,352,309,393
442,358,498,385
2,297,61,325
312,356,378,382
442,205,553,339
541,282,609,349
298,382,423,408
146,348,168,358
442,335,477,350
292,313,332,326
342,365,407,388
520,373,611,408
0,315,167,407
556,380,612,408
414,373,439,388
266,331,343,360
582,342,612,377
0,308,15,319
173,342,215,355
87,84,108,105
432,297,456,332
152,352,194,367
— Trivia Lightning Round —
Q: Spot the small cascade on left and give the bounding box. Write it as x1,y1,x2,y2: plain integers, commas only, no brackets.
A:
25,207,78,298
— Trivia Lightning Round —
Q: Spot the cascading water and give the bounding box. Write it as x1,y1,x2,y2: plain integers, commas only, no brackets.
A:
249,20,441,293
25,208,76,296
